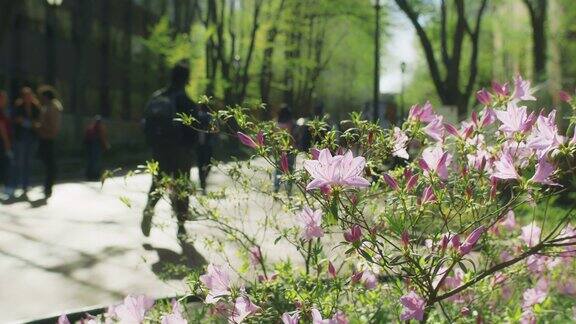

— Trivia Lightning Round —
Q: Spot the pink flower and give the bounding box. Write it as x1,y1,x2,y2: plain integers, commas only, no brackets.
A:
423,115,445,141
492,152,519,180
383,173,399,191
230,295,260,323
199,264,231,303
237,132,260,149
520,309,537,324
361,270,378,290
559,90,572,103
492,81,510,96
522,286,547,308
57,315,70,324
111,294,155,324
310,148,321,160
421,146,452,180
513,75,536,101
344,224,362,243
530,157,559,185
495,102,532,136
558,279,576,296
399,291,426,321
297,207,324,241
476,88,492,105
406,173,418,191
281,311,300,324
480,108,497,127
520,223,541,247
527,110,565,158
408,101,436,123
311,308,348,324
280,152,289,173
392,127,409,159
401,230,410,249
303,149,370,190
500,210,517,231
420,186,436,204
249,246,262,267
161,300,187,324
459,226,485,255
328,261,337,278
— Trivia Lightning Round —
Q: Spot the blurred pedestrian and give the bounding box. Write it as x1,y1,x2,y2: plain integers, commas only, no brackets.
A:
0,90,13,195
141,62,198,238
83,115,110,181
274,104,295,194
10,87,41,197
196,104,213,194
37,85,63,198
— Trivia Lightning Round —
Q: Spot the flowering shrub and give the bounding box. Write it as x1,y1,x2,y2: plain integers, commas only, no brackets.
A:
71,76,576,323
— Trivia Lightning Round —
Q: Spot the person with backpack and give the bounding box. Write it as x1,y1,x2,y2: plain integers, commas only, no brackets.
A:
37,85,63,198
141,62,198,239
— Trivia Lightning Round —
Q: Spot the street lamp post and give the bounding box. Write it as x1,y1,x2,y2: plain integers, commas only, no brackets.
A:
372,0,381,123
400,61,407,120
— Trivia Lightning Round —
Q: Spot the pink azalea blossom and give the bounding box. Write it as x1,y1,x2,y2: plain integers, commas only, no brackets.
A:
526,255,548,274
520,223,541,247
408,101,436,123
421,146,452,180
392,127,409,159
161,299,188,324
423,115,445,141
281,311,300,324
459,226,485,255
522,286,547,308
420,186,436,204
383,173,399,191
230,295,260,323
476,88,492,105
500,210,517,231
513,75,536,101
237,132,257,148
399,291,426,321
520,309,537,324
558,279,576,296
401,230,410,249
530,157,559,185
249,246,262,267
492,152,519,180
343,224,362,243
559,90,572,103
199,264,231,303
527,110,565,158
406,174,419,191
111,294,155,324
492,81,510,96
495,102,532,136
297,207,324,241
328,261,337,278
310,148,320,160
303,149,370,190
57,315,70,324
280,152,289,173
311,308,348,324
361,270,378,290
480,108,497,127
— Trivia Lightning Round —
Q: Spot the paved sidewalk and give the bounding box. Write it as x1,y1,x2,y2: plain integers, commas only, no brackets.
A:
0,159,297,323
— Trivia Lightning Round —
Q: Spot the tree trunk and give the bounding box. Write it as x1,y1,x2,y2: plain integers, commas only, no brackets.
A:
99,0,112,117
44,3,57,85
121,0,133,121
71,0,93,138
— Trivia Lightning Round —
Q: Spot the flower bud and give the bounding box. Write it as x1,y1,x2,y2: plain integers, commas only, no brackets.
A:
476,88,492,105
280,152,289,173
237,132,258,149
559,90,572,103
383,173,399,191
344,224,362,243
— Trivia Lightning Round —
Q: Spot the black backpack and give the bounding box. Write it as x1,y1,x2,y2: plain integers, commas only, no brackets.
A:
143,91,180,147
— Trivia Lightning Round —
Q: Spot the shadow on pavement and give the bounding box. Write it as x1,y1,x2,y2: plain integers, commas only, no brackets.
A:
143,242,207,280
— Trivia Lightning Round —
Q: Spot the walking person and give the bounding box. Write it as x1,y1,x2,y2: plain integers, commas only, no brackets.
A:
0,90,13,197
10,87,41,198
141,62,198,239
83,115,110,181
196,104,213,194
37,85,63,198
274,104,296,194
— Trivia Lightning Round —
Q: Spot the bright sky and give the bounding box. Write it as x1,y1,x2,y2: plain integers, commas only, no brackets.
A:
379,12,418,93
